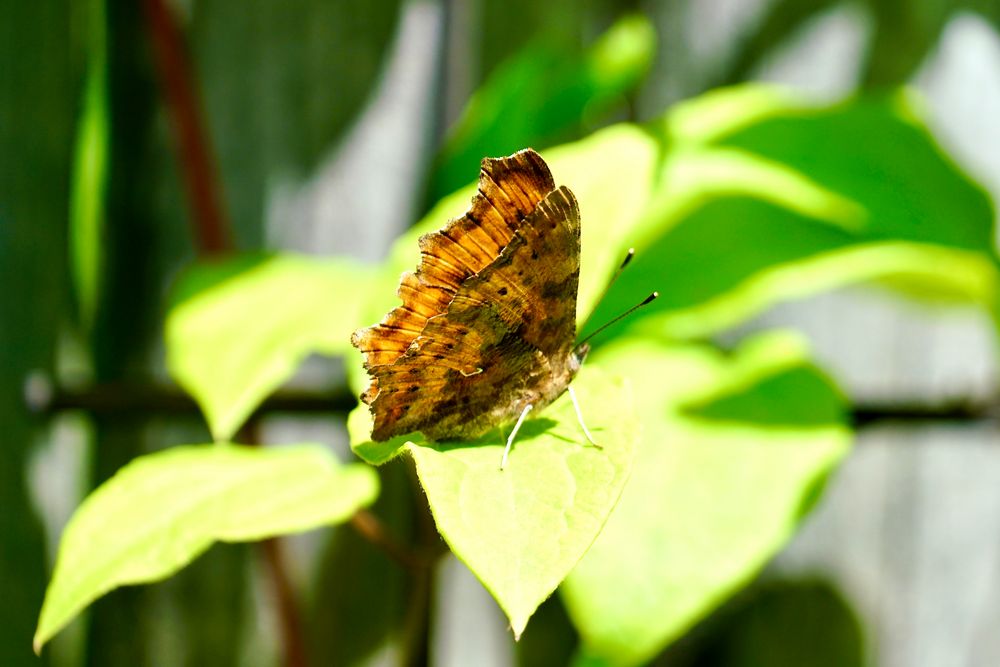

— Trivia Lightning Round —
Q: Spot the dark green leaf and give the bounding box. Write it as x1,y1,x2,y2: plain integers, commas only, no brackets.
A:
431,15,655,200
586,88,999,343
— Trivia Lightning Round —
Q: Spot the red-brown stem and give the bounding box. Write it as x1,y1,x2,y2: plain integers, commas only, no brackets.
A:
350,509,423,571
141,3,307,656
142,0,231,255
139,5,431,662
260,538,308,667
234,419,309,667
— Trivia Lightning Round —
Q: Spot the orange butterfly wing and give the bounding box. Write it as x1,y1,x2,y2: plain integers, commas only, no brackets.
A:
354,173,583,442
351,149,554,380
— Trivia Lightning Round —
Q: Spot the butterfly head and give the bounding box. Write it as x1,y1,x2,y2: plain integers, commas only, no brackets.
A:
571,342,591,373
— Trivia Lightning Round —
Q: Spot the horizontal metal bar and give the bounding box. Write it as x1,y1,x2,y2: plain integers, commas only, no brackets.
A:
24,373,997,428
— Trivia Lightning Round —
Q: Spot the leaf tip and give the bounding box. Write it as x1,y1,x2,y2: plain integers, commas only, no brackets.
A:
511,616,529,641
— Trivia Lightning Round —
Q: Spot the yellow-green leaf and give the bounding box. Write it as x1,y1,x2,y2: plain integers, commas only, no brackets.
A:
34,443,378,653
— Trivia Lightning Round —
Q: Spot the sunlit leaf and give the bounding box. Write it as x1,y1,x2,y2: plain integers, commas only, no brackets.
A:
561,333,851,666
166,253,375,440
350,366,637,637
347,405,410,466
34,443,378,653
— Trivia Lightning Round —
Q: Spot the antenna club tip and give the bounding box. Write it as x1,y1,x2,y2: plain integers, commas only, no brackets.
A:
642,291,659,305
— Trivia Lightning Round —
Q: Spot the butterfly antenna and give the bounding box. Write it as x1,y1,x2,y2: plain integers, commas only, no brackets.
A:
589,248,635,316
576,291,658,348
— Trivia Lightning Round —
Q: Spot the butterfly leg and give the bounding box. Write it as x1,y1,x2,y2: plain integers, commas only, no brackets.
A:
500,404,533,471
568,385,600,448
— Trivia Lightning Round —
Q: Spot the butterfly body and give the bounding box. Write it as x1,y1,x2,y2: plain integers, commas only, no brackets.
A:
352,149,585,443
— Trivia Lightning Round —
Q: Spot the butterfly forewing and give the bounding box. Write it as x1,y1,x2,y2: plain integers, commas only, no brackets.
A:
362,181,583,442
351,150,555,373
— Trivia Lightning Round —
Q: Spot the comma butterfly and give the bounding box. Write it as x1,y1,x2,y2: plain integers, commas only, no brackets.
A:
352,149,642,467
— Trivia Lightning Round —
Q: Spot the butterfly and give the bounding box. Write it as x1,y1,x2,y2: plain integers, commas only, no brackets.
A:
352,149,622,467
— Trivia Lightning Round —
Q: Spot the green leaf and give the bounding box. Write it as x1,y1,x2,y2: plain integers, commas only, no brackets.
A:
716,92,993,250
34,443,378,653
347,404,410,466
587,88,1000,344
69,0,108,331
561,332,851,666
431,14,655,200
166,253,375,440
351,366,637,637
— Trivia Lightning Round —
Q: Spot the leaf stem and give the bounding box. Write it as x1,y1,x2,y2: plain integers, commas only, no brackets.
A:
237,420,310,666
400,458,445,667
142,0,231,255
261,538,309,667
349,509,424,571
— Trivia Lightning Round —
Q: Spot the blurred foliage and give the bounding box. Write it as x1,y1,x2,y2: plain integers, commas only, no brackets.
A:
516,595,579,667
307,460,416,666
720,0,1000,89
587,88,998,344
190,0,404,244
35,444,378,652
6,0,1000,665
0,1,76,666
431,14,655,201
661,578,865,667
69,0,108,330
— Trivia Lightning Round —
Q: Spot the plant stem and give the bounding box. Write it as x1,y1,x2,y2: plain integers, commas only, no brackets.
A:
141,2,308,660
239,420,310,667
261,538,309,667
350,509,423,571
400,458,445,667
142,0,231,255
